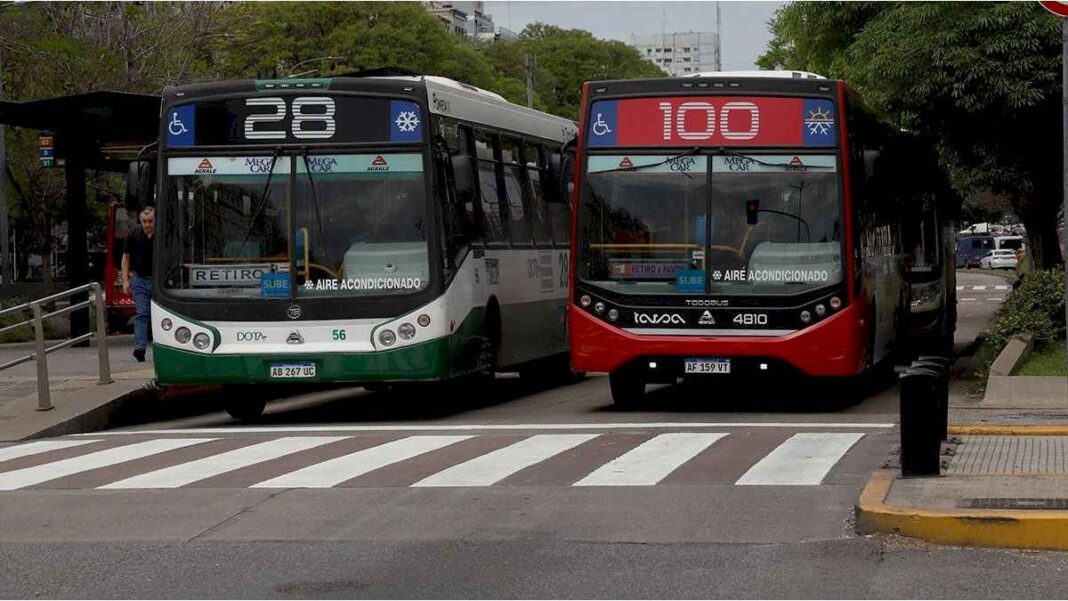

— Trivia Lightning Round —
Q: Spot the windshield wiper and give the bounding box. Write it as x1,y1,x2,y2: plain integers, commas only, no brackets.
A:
233,150,281,260
597,147,702,176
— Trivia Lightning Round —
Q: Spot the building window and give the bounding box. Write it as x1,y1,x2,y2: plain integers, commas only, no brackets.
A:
683,57,691,62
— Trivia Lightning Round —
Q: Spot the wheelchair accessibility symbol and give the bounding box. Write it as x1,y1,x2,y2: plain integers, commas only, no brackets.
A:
591,113,612,137
168,111,188,136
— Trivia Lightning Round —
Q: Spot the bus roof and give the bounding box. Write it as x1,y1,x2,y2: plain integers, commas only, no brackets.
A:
685,70,828,80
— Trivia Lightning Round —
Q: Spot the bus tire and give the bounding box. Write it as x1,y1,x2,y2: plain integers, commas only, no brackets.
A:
609,368,645,408
224,397,267,421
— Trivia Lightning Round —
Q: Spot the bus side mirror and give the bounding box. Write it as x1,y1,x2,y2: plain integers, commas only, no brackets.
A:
451,154,476,199
125,161,153,210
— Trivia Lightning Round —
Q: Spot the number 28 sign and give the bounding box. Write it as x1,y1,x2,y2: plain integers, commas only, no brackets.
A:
587,96,837,148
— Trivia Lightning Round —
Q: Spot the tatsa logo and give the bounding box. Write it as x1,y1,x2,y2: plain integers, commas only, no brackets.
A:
634,312,686,325
368,155,390,171
194,159,216,174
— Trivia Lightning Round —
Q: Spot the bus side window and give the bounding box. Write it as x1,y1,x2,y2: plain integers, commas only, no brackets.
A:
502,136,532,246
544,143,572,247
523,143,554,247
474,129,506,244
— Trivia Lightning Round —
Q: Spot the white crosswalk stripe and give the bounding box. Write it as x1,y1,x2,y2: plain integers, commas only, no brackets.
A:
253,435,471,489
101,436,347,489
574,433,727,486
0,439,101,463
735,433,864,486
0,431,874,490
0,438,214,491
412,434,596,487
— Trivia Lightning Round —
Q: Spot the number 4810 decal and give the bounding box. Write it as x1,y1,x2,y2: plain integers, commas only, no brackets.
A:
659,101,760,141
245,96,336,140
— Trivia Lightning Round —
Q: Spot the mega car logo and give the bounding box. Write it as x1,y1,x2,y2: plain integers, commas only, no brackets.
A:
245,157,274,173
634,312,686,325
306,156,338,173
194,159,216,174
368,155,390,171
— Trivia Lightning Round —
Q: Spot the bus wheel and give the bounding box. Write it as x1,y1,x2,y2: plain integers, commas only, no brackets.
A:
609,369,645,408
224,397,267,421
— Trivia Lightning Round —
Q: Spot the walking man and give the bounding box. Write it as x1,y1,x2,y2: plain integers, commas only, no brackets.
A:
122,206,155,362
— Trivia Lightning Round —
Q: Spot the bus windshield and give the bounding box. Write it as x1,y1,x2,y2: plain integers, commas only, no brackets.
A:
161,154,428,299
580,154,843,296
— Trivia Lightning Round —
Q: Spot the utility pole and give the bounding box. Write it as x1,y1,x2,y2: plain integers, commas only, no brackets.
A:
0,49,10,291
525,53,535,109
715,1,722,71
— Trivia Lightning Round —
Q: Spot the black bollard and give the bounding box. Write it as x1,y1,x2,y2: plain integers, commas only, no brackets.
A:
899,366,942,476
916,356,951,441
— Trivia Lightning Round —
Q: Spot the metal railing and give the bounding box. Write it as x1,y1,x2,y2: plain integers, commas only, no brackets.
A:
0,282,112,410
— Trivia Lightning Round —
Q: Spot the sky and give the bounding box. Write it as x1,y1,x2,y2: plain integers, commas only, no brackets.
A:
482,1,786,70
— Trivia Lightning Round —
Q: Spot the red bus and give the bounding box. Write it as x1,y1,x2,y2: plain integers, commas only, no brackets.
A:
103,202,139,332
568,72,910,405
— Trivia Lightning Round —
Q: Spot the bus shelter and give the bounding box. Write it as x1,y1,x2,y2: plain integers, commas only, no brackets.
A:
0,91,161,337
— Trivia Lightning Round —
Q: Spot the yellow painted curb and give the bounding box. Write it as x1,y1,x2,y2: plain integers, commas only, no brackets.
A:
855,470,1068,551
949,424,1068,436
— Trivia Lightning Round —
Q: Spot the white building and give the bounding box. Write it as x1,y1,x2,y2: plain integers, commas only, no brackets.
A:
424,1,510,41
628,32,720,77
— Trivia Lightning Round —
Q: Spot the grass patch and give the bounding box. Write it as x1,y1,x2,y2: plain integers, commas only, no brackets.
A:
1017,342,1067,377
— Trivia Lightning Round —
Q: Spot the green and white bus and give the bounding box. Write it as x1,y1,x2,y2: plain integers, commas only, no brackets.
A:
147,74,578,417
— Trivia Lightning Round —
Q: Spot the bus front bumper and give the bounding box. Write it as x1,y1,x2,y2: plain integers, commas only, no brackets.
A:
569,305,866,378
152,338,452,385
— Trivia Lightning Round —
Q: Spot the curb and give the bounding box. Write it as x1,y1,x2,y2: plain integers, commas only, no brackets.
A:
855,470,1068,551
948,424,1068,436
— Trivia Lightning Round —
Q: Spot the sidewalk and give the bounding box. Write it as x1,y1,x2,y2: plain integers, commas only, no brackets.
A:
857,391,1068,551
0,337,158,442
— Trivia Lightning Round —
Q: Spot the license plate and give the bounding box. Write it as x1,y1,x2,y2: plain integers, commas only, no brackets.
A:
684,358,731,374
269,362,316,378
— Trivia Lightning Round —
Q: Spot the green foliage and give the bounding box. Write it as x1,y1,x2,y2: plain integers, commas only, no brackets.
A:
974,269,1067,379
1017,342,1067,377
0,299,33,343
759,2,1064,269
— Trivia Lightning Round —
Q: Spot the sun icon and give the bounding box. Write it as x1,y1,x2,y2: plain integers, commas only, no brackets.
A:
805,107,833,136
395,111,420,132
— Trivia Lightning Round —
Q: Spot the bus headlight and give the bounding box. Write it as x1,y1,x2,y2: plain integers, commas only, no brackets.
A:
815,304,826,317
192,333,211,350
607,308,620,321
594,302,605,314
398,323,416,340
829,296,842,310
378,329,396,346
580,295,592,308
800,310,812,324
417,314,431,327
175,327,192,344
161,318,173,331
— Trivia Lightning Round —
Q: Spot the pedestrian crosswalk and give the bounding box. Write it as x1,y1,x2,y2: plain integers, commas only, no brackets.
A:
0,429,882,491
956,285,1011,291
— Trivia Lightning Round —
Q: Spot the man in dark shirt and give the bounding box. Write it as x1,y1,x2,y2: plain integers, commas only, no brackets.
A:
122,206,155,362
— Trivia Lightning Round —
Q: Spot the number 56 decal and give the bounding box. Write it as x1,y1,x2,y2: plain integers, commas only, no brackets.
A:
245,97,336,140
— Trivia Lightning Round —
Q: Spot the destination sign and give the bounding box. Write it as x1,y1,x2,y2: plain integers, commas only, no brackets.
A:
165,97,423,148
586,97,836,148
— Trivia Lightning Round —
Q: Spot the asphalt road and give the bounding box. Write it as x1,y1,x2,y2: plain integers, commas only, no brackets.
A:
4,270,1061,599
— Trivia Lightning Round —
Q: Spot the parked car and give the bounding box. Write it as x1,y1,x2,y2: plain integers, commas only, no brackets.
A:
955,235,995,268
979,249,1018,270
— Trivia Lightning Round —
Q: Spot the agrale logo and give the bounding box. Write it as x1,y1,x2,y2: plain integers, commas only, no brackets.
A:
634,312,686,325
194,159,216,174
698,311,715,325
617,156,635,169
368,155,390,171
286,331,304,345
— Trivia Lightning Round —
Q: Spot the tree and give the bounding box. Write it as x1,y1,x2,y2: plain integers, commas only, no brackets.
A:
759,2,1064,268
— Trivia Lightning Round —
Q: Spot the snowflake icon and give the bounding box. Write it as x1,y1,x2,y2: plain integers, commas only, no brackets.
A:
805,107,833,136
395,111,420,132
